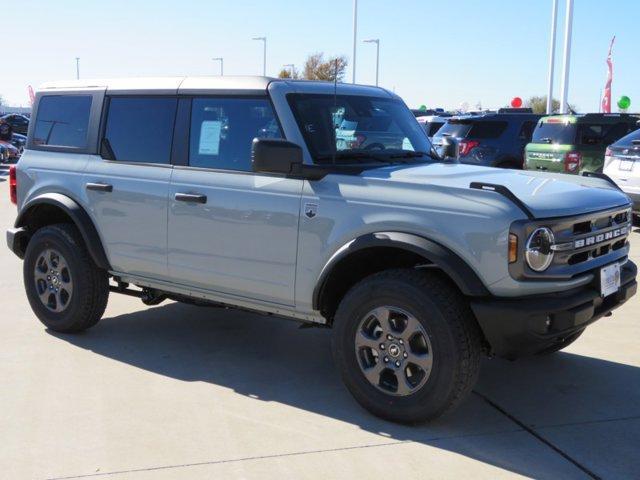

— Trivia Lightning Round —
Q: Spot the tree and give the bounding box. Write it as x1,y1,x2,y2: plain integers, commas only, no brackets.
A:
525,96,577,114
278,66,300,79
302,53,348,82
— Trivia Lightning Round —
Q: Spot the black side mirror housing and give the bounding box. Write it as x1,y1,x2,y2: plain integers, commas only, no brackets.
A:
252,138,303,175
439,136,457,159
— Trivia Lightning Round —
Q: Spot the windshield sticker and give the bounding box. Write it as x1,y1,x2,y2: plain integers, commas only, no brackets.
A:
199,121,222,155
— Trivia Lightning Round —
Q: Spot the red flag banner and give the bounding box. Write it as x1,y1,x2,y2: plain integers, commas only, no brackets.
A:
601,36,615,113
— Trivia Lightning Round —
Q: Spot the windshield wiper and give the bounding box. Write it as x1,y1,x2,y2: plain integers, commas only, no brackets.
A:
540,137,552,144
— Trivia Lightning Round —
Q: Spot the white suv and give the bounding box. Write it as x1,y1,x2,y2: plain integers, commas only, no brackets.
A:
604,127,640,224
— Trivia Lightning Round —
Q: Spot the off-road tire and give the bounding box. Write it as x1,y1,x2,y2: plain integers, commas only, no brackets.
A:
332,269,483,424
23,224,109,333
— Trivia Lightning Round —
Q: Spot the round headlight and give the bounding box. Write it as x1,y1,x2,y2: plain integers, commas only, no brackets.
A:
525,227,555,272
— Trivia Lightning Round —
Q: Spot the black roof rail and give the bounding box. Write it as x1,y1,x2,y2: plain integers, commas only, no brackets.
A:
497,108,534,114
469,182,535,220
581,171,623,191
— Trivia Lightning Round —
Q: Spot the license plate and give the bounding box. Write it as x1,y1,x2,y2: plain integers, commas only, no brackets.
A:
619,159,635,171
600,263,621,297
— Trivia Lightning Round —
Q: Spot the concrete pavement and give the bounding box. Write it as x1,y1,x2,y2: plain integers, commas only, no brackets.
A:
0,167,638,479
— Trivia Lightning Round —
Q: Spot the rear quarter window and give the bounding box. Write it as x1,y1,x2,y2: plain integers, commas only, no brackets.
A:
33,95,92,148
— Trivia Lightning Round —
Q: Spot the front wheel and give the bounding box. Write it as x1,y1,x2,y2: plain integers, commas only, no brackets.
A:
23,224,109,333
332,269,483,424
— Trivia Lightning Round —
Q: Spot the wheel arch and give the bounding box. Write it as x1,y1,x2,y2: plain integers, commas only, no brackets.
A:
15,193,111,270
313,232,489,322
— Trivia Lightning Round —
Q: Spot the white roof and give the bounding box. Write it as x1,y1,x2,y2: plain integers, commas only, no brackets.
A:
38,76,275,95
37,76,394,98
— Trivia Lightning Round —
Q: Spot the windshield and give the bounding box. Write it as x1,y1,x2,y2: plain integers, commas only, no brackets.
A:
287,93,434,164
531,121,577,145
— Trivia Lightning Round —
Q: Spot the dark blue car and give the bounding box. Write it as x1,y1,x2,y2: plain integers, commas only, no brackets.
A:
432,109,542,169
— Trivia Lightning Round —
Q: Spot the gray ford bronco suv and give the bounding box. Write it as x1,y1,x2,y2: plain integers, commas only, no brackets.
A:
6,77,637,423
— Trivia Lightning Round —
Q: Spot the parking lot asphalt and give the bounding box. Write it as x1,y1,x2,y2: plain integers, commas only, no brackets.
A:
1,166,638,480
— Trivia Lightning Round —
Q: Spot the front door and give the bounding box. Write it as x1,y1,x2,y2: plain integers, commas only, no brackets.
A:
83,96,177,279
167,96,302,306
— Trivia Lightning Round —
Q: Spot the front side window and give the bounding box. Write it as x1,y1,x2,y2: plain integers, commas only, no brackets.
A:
189,97,282,171
288,94,432,164
33,95,92,148
103,97,177,164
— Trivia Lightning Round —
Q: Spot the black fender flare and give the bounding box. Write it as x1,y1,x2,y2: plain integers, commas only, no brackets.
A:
312,231,490,310
15,193,111,270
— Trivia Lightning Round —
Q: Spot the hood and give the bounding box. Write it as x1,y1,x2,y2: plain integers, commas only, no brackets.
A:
360,162,631,219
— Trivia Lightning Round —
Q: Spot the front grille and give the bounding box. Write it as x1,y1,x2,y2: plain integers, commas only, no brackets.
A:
509,205,632,281
558,208,631,267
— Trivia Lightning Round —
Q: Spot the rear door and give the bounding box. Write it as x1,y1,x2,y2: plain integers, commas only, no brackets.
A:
83,96,176,279
167,96,302,306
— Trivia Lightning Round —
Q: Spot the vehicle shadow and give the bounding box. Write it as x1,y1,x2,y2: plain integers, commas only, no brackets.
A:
49,301,640,479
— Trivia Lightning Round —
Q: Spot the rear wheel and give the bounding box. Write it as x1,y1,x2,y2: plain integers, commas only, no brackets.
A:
23,224,109,333
332,269,483,424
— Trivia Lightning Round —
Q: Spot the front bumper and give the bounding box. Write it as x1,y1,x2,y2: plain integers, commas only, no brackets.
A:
6,227,28,258
471,260,637,359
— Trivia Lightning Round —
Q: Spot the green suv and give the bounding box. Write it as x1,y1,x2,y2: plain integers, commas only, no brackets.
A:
525,113,639,174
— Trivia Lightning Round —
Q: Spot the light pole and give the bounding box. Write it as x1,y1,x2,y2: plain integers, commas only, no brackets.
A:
546,0,558,114
352,0,358,83
283,64,295,78
252,37,267,76
559,0,574,114
363,39,380,86
212,57,224,76
75,57,80,80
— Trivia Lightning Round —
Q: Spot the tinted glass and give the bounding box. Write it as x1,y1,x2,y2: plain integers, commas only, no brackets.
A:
104,97,177,164
519,121,535,141
288,94,432,163
603,123,633,145
428,122,444,136
612,126,640,147
33,95,92,148
189,97,282,171
468,121,507,139
433,121,472,139
531,121,577,145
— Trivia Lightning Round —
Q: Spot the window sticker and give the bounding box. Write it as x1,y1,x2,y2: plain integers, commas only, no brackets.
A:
199,120,222,155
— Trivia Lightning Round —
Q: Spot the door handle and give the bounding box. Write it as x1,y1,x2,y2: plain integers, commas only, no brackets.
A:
175,192,207,204
86,182,113,192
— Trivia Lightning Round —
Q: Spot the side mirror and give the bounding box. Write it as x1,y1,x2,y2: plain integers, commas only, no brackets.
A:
439,136,457,159
252,138,303,175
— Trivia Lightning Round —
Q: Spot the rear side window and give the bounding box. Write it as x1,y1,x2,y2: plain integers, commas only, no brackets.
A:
33,95,92,148
468,121,507,139
518,121,536,141
103,97,177,164
428,122,444,136
189,97,282,171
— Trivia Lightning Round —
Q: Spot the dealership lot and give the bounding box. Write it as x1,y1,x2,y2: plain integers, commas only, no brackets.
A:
0,169,638,479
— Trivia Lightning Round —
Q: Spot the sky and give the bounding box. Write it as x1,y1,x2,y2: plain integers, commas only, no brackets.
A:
1,0,639,112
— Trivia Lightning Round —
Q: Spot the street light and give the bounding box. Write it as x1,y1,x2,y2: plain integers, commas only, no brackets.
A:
283,64,295,77
352,0,358,83
559,0,574,114
212,57,224,76
252,37,267,76
363,39,380,86
75,57,80,80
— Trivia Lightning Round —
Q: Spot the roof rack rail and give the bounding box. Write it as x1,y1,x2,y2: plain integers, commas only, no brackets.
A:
497,108,533,114
581,171,622,191
469,182,535,220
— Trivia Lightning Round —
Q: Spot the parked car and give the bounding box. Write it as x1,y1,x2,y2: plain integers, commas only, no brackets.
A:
0,140,20,161
431,109,542,169
417,115,449,139
603,126,640,225
6,77,636,424
0,143,8,162
11,132,26,152
525,113,639,174
0,114,30,135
